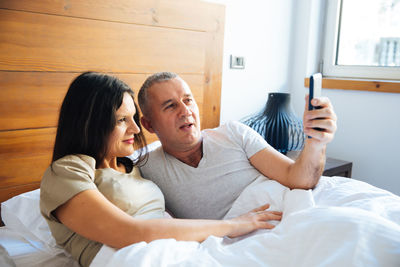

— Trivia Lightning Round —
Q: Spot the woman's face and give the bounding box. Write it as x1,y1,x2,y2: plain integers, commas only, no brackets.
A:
106,93,140,159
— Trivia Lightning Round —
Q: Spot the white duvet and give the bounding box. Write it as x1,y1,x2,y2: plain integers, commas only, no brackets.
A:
91,176,400,267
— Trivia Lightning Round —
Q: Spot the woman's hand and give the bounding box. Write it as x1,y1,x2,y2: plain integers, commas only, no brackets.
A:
227,203,282,238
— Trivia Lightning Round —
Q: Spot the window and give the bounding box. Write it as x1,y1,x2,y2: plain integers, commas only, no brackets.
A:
322,0,400,80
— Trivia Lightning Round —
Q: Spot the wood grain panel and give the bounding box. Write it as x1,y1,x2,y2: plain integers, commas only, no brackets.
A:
0,0,221,32
202,4,225,129
0,128,55,188
0,72,204,131
0,72,74,131
0,9,206,73
0,182,40,203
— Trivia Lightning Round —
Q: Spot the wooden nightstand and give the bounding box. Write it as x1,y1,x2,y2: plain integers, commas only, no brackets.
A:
323,157,353,178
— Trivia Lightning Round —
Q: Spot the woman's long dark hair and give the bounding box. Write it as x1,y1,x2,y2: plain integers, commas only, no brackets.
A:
52,72,147,167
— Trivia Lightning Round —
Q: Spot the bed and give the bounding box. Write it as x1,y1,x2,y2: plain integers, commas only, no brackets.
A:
1,0,400,266
1,167,400,266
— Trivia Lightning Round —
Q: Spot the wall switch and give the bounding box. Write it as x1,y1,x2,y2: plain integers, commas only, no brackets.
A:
230,55,245,69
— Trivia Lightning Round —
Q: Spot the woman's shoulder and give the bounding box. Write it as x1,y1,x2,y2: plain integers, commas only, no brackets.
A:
44,154,97,182
53,154,96,169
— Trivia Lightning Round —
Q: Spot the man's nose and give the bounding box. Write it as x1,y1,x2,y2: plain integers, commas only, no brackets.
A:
178,102,192,117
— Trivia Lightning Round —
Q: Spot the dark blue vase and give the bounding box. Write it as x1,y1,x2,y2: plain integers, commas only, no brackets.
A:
243,92,305,154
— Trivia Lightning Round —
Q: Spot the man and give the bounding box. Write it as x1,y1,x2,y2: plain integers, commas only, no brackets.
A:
138,72,337,220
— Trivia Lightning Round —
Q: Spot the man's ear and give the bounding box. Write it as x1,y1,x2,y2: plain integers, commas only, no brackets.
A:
141,116,155,133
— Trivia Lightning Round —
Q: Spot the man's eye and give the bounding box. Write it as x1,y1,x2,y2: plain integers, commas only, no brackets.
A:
185,98,193,103
118,118,126,122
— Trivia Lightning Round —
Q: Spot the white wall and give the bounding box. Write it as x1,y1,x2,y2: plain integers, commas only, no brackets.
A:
211,0,400,196
322,90,400,196
216,0,294,123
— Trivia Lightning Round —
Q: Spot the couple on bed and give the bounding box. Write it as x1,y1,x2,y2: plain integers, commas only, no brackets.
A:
40,71,337,267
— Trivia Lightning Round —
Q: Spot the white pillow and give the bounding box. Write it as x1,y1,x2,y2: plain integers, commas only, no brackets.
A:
128,141,161,161
1,189,61,252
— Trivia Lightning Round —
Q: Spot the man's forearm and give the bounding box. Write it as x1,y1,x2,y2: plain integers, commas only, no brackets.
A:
287,139,326,189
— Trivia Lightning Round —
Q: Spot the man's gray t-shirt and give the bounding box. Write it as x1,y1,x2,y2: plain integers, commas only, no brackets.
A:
139,121,270,219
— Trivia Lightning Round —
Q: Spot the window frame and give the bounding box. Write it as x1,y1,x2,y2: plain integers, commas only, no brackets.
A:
322,0,400,81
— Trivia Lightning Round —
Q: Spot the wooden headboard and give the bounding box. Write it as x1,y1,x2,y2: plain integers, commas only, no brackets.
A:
0,0,225,203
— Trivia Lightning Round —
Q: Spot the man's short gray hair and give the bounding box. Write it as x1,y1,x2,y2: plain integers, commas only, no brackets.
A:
138,72,178,117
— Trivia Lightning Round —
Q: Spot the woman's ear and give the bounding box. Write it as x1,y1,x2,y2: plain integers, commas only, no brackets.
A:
140,116,155,133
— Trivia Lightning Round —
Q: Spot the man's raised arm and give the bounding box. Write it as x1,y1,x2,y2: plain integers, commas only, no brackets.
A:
249,95,337,189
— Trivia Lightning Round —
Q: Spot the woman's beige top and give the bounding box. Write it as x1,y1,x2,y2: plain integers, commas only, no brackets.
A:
40,154,165,267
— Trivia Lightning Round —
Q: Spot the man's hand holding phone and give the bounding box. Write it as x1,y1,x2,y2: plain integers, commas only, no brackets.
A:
304,73,337,146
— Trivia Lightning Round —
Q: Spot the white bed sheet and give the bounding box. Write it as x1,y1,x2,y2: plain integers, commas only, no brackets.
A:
1,176,399,267
0,227,79,267
91,176,400,267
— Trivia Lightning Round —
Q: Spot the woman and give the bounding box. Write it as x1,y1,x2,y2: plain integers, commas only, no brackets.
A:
40,72,282,267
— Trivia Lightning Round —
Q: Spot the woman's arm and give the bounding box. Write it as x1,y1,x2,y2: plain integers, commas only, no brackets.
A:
55,189,282,249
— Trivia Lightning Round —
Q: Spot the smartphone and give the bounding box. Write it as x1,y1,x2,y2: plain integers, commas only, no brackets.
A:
308,73,323,136
308,73,322,110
